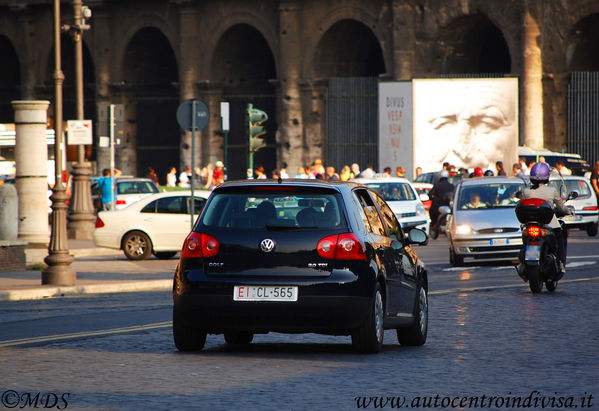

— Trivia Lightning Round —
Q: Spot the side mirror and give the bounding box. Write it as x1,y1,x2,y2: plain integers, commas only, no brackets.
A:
408,228,428,245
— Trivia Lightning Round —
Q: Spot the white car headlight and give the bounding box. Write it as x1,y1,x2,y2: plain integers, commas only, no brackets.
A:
455,224,472,235
416,203,426,217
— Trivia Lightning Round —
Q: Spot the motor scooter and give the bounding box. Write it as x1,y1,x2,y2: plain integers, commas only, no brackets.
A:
515,192,577,293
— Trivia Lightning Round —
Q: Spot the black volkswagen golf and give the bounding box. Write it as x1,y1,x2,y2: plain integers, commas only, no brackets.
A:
173,179,429,353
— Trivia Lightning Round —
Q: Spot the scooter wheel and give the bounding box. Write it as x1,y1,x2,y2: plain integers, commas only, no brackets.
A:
545,280,557,292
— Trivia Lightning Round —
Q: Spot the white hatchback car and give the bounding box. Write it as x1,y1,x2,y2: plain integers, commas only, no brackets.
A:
94,190,211,260
549,175,598,236
352,176,429,236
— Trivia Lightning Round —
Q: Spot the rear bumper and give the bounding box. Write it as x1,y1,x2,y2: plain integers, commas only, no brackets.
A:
173,269,375,334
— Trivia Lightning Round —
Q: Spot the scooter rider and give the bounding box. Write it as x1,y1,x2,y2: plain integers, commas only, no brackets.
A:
522,162,572,275
429,170,455,237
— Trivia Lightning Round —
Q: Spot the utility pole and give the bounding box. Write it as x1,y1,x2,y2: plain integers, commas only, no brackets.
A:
43,0,75,285
66,0,95,239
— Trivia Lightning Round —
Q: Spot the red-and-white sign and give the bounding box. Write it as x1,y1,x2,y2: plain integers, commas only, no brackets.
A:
67,120,93,145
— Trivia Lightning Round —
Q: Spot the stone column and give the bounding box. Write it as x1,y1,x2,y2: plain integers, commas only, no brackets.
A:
299,80,326,166
198,85,224,167
522,5,544,149
392,0,415,80
12,100,51,245
179,5,201,170
94,9,113,173
278,1,304,175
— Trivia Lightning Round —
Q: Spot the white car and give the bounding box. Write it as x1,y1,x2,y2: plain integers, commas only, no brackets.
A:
352,176,429,236
92,177,160,211
94,190,211,260
549,175,598,236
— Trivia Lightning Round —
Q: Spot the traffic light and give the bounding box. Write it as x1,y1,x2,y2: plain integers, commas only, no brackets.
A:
246,104,268,152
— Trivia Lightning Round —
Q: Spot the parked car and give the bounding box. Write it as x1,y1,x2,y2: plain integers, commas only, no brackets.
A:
447,177,526,266
352,176,430,236
91,177,160,211
549,175,598,236
94,190,210,260
172,179,429,353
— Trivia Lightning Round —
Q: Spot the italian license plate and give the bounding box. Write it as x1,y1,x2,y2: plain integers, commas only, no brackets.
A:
490,238,508,246
565,215,583,222
525,245,540,261
234,286,298,302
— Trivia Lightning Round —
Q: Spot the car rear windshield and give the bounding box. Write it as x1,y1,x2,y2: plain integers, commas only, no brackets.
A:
549,179,591,199
364,182,416,201
457,182,525,210
200,188,346,229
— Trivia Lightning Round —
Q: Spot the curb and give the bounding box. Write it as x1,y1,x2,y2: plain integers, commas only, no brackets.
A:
0,279,172,302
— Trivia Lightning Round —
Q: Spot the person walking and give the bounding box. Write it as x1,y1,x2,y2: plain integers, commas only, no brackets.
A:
146,167,159,185
97,167,121,210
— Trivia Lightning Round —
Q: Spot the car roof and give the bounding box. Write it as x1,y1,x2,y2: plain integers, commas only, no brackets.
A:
549,174,588,180
215,178,361,191
351,177,412,184
457,176,527,187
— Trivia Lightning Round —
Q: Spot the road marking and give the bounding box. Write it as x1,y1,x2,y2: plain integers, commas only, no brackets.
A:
0,321,172,347
430,276,599,295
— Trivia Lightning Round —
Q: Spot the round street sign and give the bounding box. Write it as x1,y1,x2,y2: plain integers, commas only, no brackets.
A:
176,99,210,131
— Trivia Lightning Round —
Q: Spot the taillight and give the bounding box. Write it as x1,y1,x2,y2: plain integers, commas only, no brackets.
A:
116,200,126,205
317,233,366,260
95,217,105,228
525,225,541,238
181,232,219,258
583,206,598,211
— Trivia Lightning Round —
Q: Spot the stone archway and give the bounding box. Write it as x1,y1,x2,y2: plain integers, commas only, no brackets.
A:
567,13,599,165
436,14,511,74
44,33,96,162
314,19,385,78
0,35,20,123
313,19,385,172
122,27,179,182
210,23,277,180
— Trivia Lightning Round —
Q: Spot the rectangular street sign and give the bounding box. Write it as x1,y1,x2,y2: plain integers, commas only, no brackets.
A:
67,120,93,145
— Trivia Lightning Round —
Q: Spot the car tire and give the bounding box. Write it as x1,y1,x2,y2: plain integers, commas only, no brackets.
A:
154,251,177,260
173,308,207,352
396,282,428,346
449,247,463,267
122,231,152,260
224,332,254,345
586,222,598,237
351,282,384,354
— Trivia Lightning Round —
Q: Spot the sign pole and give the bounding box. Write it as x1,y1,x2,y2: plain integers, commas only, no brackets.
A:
190,100,196,231
109,104,115,211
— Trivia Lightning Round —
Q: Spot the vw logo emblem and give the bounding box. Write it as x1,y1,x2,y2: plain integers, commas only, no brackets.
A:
260,238,275,253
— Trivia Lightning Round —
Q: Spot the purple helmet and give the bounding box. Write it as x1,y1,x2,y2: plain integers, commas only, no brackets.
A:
530,162,550,183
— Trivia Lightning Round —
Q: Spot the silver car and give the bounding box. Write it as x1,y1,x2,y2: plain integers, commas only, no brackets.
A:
549,175,598,236
447,177,527,266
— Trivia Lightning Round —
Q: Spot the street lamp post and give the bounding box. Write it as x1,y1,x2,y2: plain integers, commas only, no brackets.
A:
66,0,95,240
43,0,75,285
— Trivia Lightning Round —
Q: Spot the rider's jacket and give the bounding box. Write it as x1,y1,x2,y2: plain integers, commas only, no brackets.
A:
522,184,572,229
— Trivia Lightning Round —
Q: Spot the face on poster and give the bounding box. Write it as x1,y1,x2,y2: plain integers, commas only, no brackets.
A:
413,78,518,172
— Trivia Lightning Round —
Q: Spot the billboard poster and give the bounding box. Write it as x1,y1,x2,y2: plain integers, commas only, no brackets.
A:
412,78,519,173
378,81,413,179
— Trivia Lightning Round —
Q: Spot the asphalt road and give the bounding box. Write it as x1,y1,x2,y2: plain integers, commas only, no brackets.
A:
0,231,597,410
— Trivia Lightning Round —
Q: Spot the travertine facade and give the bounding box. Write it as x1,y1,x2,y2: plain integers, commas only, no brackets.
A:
0,0,598,179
